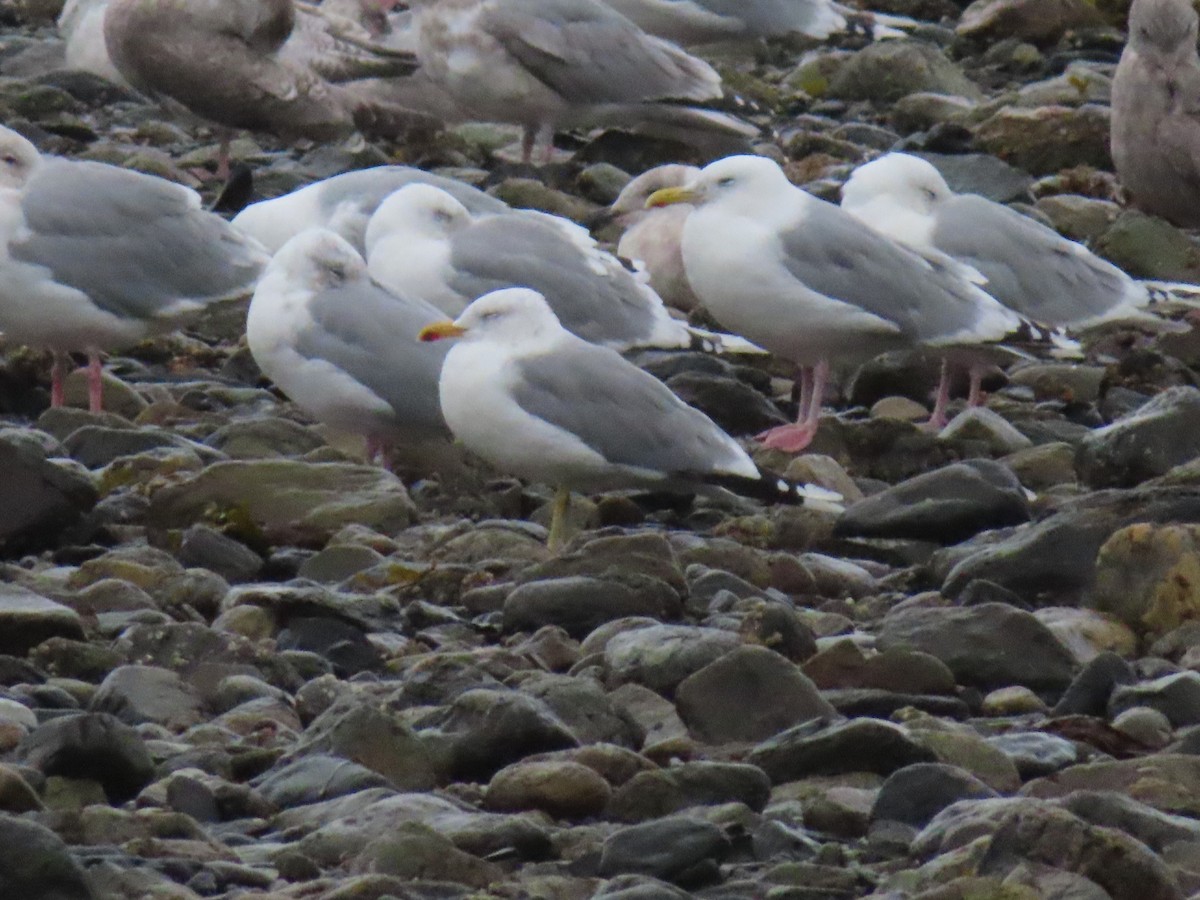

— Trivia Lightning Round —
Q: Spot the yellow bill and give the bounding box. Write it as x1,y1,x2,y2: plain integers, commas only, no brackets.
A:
645,186,699,209
418,321,467,342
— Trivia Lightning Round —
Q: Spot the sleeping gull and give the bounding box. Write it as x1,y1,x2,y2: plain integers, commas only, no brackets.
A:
246,227,450,463
600,164,703,314
364,183,700,350
418,287,842,549
840,153,1155,328
1111,0,1200,228
231,165,507,254
405,0,749,161
103,0,435,177
0,126,268,412
648,155,1021,451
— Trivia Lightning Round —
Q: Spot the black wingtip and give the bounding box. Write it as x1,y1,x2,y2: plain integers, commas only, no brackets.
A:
210,164,255,215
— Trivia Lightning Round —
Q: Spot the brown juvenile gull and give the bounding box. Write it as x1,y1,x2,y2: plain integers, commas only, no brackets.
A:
0,126,268,412
601,164,702,313
104,0,435,177
247,227,451,464
231,165,507,253
1111,0,1200,228
405,0,751,162
418,287,843,550
648,155,1021,452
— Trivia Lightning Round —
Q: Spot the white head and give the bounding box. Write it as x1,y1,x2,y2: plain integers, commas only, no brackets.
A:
364,183,472,257
840,153,952,218
0,127,42,190
419,288,564,348
1128,0,1199,57
268,227,368,293
646,155,795,217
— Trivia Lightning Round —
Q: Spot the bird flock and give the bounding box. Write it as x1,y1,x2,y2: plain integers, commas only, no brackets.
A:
0,0,1197,549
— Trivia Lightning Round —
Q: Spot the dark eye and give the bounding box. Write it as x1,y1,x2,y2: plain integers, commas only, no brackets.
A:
923,188,938,201
1139,26,1151,38
1,155,17,166
717,176,735,187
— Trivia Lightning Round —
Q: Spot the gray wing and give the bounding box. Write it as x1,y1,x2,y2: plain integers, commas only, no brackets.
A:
292,278,450,436
445,214,665,346
692,0,840,36
478,0,720,104
512,341,743,476
317,166,507,218
11,159,266,321
778,199,999,342
931,195,1136,326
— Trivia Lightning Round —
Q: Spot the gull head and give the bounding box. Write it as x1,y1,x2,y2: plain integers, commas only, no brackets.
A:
609,164,702,218
420,288,562,345
365,183,472,257
1128,0,1199,56
645,155,793,216
271,228,368,292
841,153,952,217
0,126,41,190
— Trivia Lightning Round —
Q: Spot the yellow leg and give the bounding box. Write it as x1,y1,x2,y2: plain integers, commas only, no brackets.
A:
547,486,572,553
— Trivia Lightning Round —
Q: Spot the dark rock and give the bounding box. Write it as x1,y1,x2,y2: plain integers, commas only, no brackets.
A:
1061,790,1200,853
665,370,786,435
1078,387,1200,488
255,755,395,808
828,40,982,103
90,665,205,729
748,718,936,784
176,525,263,583
0,585,84,655
603,624,740,695
871,763,998,827
62,425,213,468
0,437,96,552
0,813,93,900
1110,672,1200,728
484,760,611,818
17,712,154,802
504,576,679,638
598,815,729,884
974,104,1111,176
607,761,771,821
877,602,1076,692
835,460,1031,543
674,646,835,744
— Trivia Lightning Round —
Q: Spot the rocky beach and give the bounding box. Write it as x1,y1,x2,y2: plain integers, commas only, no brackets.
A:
5,0,1200,898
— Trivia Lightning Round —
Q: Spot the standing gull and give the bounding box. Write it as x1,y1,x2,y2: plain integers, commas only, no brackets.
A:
1111,0,1200,227
246,228,450,463
364,183,699,350
419,288,842,549
648,155,1020,452
405,0,748,161
231,165,506,254
0,127,268,411
104,0,435,177
601,164,703,314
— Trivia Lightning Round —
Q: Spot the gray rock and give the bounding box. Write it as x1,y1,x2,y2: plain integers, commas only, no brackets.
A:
871,763,998,827
1061,790,1200,852
256,755,393,808
504,576,679,638
674,646,835,744
1114,706,1173,748
937,407,1033,455
747,718,936,784
974,104,1112,176
827,40,983,103
835,459,1031,543
607,761,771,821
62,424,217,468
1079,388,1200,488
176,525,263,583
348,822,501,887
0,438,96,552
1110,671,1200,728
0,813,93,900
520,672,642,748
957,0,1103,44
665,370,786,434
484,759,611,818
877,602,1076,692
920,152,1035,202
0,585,84,655
203,417,326,458
598,815,729,882
90,664,205,729
17,712,154,802
604,624,741,695
985,732,1080,777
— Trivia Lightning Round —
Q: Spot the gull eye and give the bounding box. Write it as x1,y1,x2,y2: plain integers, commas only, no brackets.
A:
923,187,938,201
1,154,18,166
716,176,736,188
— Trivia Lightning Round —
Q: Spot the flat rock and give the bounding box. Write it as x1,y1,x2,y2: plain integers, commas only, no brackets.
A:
598,814,729,882
484,759,611,818
504,576,680,638
871,762,998,828
90,664,205,729
0,585,84,655
748,718,936,784
1078,388,1200,488
604,624,741,695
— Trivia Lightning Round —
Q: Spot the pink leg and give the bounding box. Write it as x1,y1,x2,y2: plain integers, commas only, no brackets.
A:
756,359,828,453
215,131,232,182
50,352,66,408
967,365,987,408
87,352,104,413
924,358,953,431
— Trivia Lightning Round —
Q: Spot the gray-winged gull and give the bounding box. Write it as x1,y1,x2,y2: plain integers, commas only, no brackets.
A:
418,287,842,549
1111,0,1200,227
0,126,268,412
365,183,700,350
231,165,507,253
648,155,1021,452
602,164,702,314
104,0,435,177
405,0,750,161
246,227,450,463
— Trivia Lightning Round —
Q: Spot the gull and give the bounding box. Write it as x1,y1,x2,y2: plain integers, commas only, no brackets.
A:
599,164,703,314
0,126,268,412
648,155,1021,451
231,165,507,254
1111,0,1200,227
418,287,842,549
404,0,751,162
364,183,701,350
103,0,436,177
246,228,450,463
